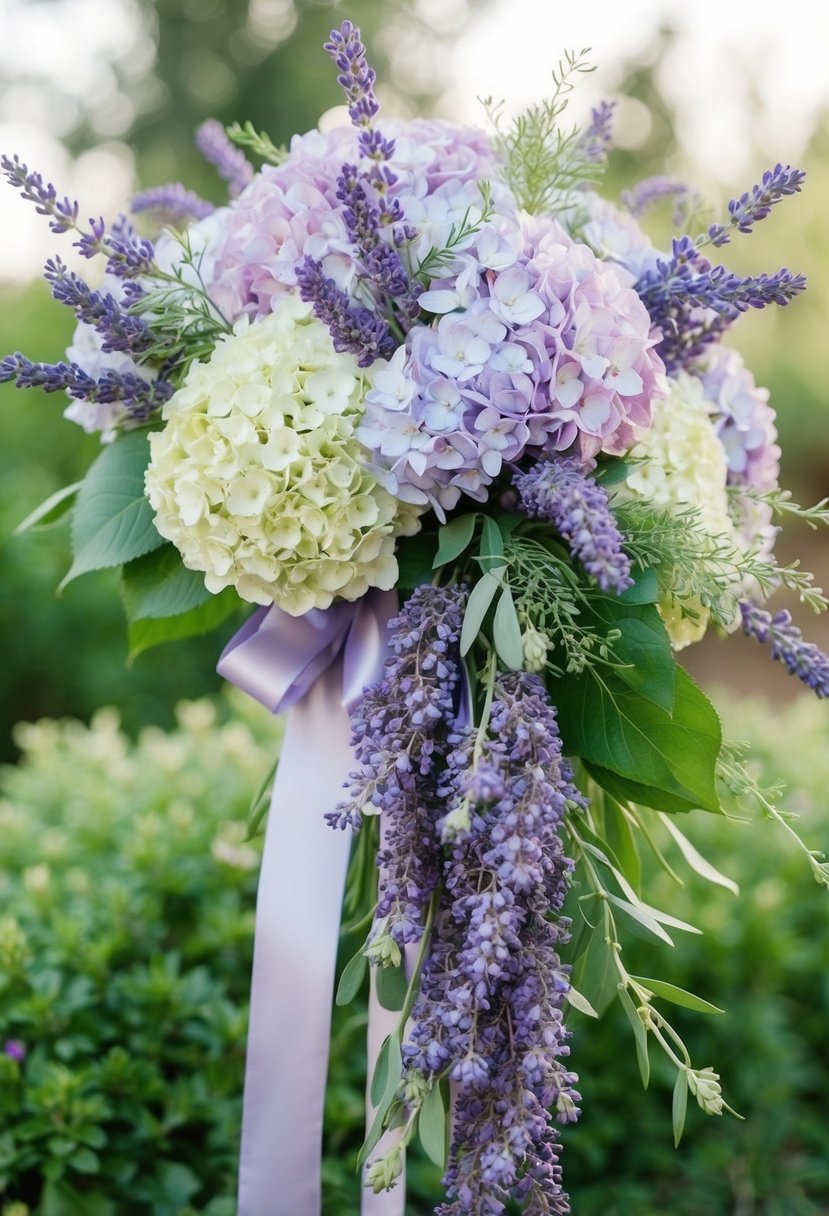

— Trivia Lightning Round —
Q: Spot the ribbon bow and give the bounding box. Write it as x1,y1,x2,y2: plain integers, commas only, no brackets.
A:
218,590,405,1216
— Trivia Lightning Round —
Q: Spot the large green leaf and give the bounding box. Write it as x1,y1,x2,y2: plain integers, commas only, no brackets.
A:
63,430,164,586
589,598,675,713
15,480,82,534
128,588,240,660
418,1081,447,1170
122,546,213,621
553,667,722,814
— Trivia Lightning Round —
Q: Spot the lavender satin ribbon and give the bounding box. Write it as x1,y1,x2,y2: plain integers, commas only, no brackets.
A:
218,590,398,1216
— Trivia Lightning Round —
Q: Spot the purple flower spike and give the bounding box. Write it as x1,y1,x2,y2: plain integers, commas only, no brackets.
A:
324,21,380,133
132,182,215,224
295,254,396,365
4,1040,25,1062
582,100,615,163
514,459,634,594
708,164,806,247
0,353,172,419
0,153,79,233
739,602,829,698
195,119,254,197
43,256,156,356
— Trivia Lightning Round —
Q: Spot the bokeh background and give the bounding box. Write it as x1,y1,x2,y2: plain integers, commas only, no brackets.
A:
0,2,828,1214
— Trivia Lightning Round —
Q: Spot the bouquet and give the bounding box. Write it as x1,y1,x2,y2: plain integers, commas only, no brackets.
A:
4,21,829,1215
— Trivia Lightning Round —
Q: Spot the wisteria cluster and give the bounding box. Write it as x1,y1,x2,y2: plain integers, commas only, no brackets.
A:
331,584,466,949
403,672,581,1215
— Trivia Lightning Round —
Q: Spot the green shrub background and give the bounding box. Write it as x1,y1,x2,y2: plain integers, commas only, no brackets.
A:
1,690,827,1215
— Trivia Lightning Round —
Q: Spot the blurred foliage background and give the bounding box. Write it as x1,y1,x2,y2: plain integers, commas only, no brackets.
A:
1,3,828,1213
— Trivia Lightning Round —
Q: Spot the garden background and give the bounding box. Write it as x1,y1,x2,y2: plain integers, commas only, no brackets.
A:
0,1,827,1213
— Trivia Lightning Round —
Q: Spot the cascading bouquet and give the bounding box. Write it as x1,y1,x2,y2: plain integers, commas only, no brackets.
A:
4,21,829,1216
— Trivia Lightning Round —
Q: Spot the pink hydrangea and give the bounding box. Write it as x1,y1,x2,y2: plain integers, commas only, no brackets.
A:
699,344,780,492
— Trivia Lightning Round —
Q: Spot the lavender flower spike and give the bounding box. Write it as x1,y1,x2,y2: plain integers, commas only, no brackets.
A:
514,458,634,594
295,254,396,365
132,182,215,224
0,353,172,420
325,21,380,133
582,100,615,163
0,153,79,233
739,601,829,698
195,119,254,197
43,256,156,356
707,163,806,247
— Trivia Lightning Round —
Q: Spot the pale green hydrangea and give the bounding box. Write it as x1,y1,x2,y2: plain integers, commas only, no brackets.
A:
145,299,420,615
624,372,737,649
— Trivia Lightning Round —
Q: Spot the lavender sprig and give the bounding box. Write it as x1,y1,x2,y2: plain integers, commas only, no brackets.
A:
0,153,79,233
131,182,215,224
404,672,580,1215
581,100,615,164
43,256,156,357
336,164,421,323
707,163,806,247
621,175,694,227
75,214,156,279
295,254,396,365
636,236,806,372
739,601,829,698
0,353,172,418
195,119,254,197
514,459,634,594
333,584,466,950
324,21,382,140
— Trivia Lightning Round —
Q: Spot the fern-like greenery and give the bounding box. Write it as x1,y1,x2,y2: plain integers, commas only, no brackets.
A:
226,120,288,166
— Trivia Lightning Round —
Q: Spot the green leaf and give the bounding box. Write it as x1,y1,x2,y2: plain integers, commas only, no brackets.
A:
618,984,650,1088
673,1068,689,1147
605,801,642,896
361,1035,402,1165
370,1035,393,1108
566,984,599,1018
63,430,164,586
631,976,725,1015
336,949,368,1007
554,667,722,814
395,534,437,588
68,1148,99,1175
586,763,709,816
460,573,501,656
618,566,659,604
156,1161,200,1201
418,1081,447,1170
570,919,617,1017
121,546,213,620
658,814,739,894
479,516,505,573
593,599,675,712
605,893,674,947
246,756,277,840
127,588,240,660
433,514,477,568
493,586,524,671
376,960,408,1012
595,457,634,486
15,481,82,534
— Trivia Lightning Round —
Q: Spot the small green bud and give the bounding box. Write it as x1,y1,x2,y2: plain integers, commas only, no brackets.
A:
687,1066,724,1116
364,932,402,969
400,1069,429,1107
366,1146,403,1192
521,623,550,673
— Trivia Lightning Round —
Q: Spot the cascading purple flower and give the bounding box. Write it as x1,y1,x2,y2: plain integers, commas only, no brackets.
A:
403,673,581,1215
331,584,466,948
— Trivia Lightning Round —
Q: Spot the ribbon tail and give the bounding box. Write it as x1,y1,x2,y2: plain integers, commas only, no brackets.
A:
237,660,354,1216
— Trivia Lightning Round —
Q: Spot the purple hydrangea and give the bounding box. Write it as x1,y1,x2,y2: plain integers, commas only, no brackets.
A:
698,345,780,492
359,213,664,518
404,673,581,1214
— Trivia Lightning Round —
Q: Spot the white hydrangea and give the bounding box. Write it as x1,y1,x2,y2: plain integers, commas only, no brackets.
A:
145,298,420,615
624,372,737,649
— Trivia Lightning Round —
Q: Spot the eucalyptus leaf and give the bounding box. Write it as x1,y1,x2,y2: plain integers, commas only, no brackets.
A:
336,949,368,1007
418,1080,447,1170
369,1034,393,1108
376,960,408,1012
127,588,240,660
566,984,599,1018
631,976,725,1015
570,921,617,1017
63,429,164,587
673,1068,689,1147
361,1035,403,1165
605,893,674,947
480,516,505,573
122,546,213,620
460,573,501,655
493,586,524,671
618,984,650,1088
605,800,642,896
658,814,739,894
433,514,477,568
15,481,82,535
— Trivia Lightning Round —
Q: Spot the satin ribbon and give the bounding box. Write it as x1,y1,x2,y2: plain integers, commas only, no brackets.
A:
218,590,399,1216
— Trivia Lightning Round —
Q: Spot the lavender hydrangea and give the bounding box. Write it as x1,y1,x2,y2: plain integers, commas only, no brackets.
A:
698,345,780,492
514,458,633,593
403,673,581,1214
739,602,829,698
331,584,466,949
359,213,664,518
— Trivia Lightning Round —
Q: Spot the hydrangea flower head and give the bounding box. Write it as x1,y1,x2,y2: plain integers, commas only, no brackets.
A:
145,298,420,614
